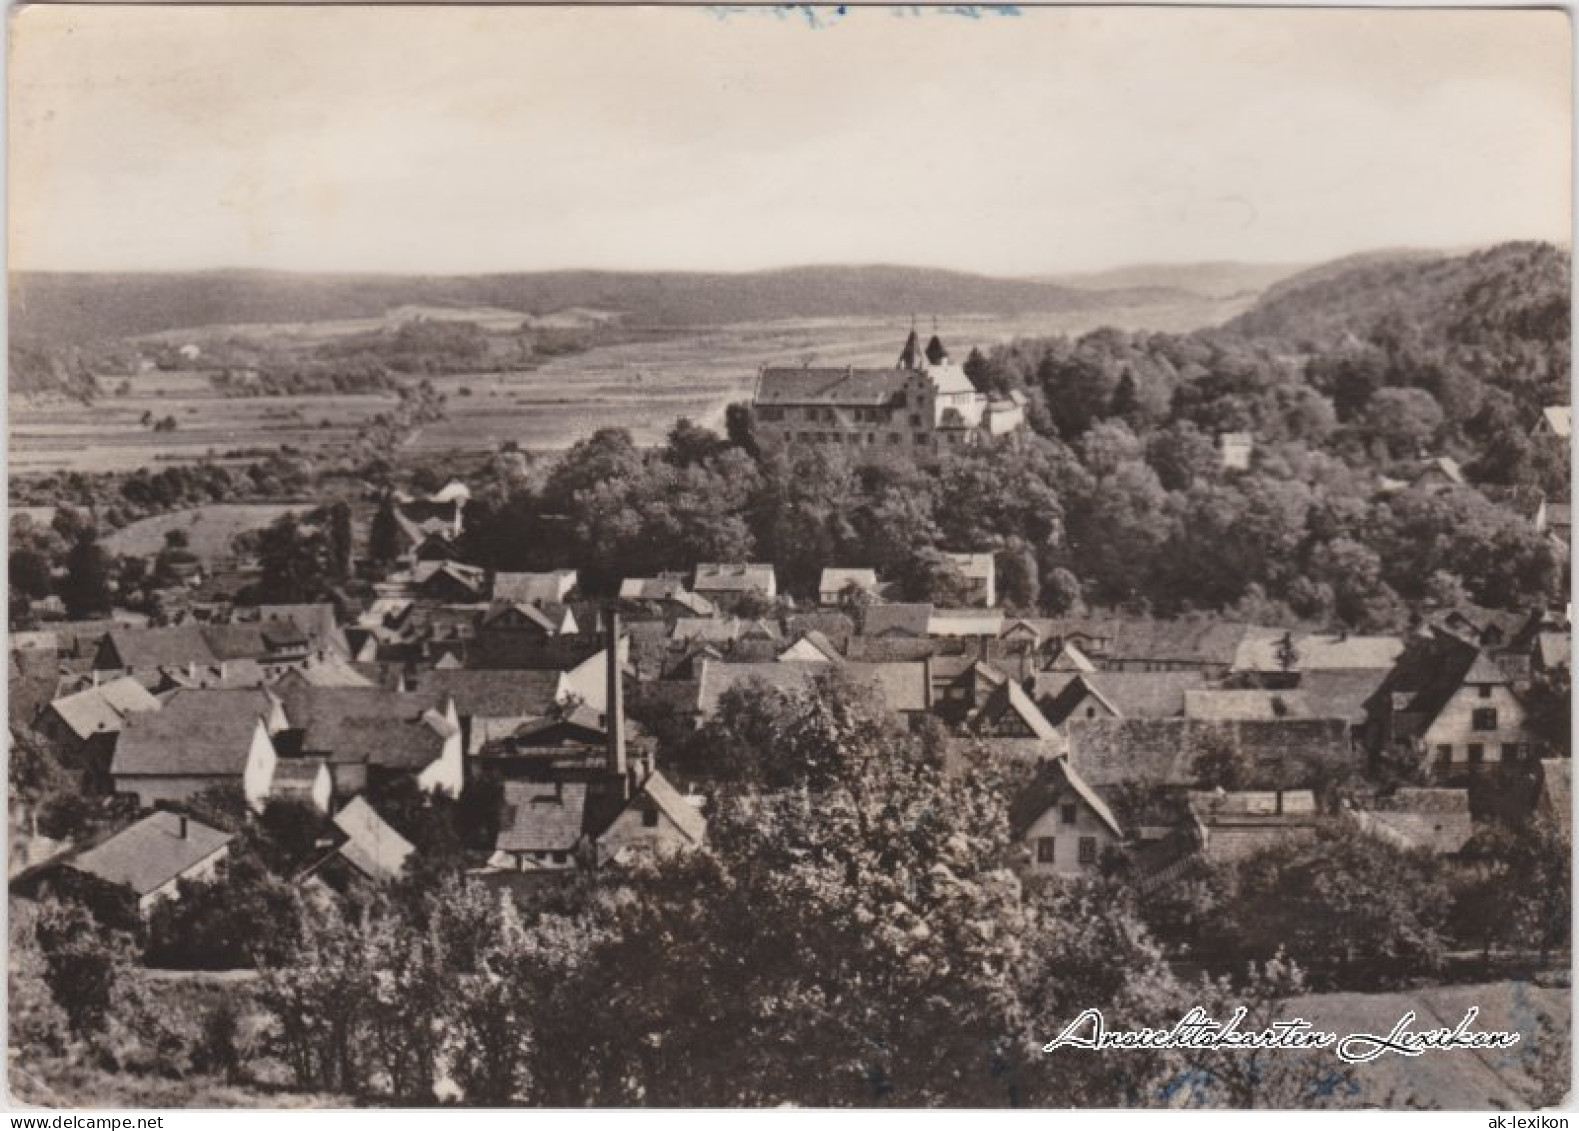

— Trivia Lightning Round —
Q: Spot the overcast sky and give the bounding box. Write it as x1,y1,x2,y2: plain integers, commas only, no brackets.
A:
8,5,1571,276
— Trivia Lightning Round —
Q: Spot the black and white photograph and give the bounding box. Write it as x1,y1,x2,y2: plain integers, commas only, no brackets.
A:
4,2,1573,1111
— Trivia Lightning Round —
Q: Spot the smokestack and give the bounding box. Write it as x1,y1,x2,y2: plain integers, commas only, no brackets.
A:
177,814,188,839
606,610,628,787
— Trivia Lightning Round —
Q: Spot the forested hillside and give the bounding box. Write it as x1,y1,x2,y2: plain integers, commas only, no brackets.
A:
10,265,1192,345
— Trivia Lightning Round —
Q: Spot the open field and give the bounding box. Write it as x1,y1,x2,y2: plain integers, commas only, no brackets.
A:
101,504,307,561
10,298,1249,474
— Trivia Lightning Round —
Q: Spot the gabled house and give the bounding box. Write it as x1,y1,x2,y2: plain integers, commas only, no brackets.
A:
818,568,881,606
860,603,934,639
973,679,1060,743
246,604,351,659
38,676,162,786
1043,640,1098,673
693,563,777,611
327,796,415,883
1009,757,1125,879
93,626,218,681
491,781,588,871
594,769,707,865
111,688,285,812
278,686,464,797
479,601,564,637
1411,456,1467,493
1365,632,1540,779
494,570,579,605
412,561,488,603
43,811,232,919
778,630,842,663
619,577,718,619
1037,671,1205,725
1534,406,1571,440
943,552,996,608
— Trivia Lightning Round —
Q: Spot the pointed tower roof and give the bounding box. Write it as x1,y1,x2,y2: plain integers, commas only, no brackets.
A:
925,334,948,366
897,329,924,370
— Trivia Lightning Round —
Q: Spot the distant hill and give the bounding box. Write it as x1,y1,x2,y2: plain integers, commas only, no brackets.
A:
10,265,1199,346
1224,243,1568,343
1033,260,1310,299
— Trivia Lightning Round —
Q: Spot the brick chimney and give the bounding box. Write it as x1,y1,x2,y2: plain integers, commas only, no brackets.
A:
605,611,628,788
177,814,188,839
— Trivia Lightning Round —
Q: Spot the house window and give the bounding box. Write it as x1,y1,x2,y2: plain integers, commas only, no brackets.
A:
1501,744,1520,763
1435,744,1453,766
1078,837,1098,865
1085,706,1098,719
1468,744,1485,765
867,433,877,445
1472,708,1498,731
642,808,660,828
1036,837,1056,863
948,434,960,444
913,433,928,446
551,851,568,864
759,407,783,422
888,433,901,445
1478,685,1493,699
910,413,922,427
1061,803,1078,826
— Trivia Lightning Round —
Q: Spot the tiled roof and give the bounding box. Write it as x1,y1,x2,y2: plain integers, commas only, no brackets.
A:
333,796,415,880
1008,756,1123,840
860,604,934,637
784,612,857,646
779,630,842,662
693,563,776,593
695,659,929,717
1233,629,1405,673
1068,718,1351,788
69,811,232,897
1349,789,1474,854
843,636,941,662
275,655,375,689
1184,689,1313,722
1036,671,1205,721
928,609,1004,637
819,568,879,594
494,571,578,604
633,770,707,845
756,367,909,407
100,627,217,671
976,680,1061,742
112,688,278,777
405,669,562,718
496,780,588,854
279,685,450,765
48,677,161,741
480,601,559,633
1297,669,1388,725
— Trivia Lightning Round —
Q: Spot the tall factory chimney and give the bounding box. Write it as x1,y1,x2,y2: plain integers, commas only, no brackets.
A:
605,610,628,786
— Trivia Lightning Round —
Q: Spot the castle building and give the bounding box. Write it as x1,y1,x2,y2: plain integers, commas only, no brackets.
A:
752,330,1024,458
